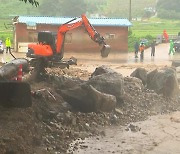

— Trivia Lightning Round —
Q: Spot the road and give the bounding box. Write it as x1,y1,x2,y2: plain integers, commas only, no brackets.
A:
73,112,180,154
63,43,180,154
1,43,179,64
0,43,179,77
65,43,180,76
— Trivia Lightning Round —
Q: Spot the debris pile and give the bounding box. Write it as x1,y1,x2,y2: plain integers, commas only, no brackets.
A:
0,66,179,153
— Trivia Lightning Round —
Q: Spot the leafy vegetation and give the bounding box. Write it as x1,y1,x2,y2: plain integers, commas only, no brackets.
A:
128,17,180,52
131,18,180,37
0,0,157,18
3,0,180,20
157,0,180,19
1,0,180,52
39,0,87,16
19,0,39,7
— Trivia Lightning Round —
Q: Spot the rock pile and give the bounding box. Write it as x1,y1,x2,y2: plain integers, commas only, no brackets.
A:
0,66,179,153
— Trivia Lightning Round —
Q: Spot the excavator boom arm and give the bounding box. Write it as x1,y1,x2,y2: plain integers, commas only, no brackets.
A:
56,19,83,53
56,14,110,57
81,14,106,45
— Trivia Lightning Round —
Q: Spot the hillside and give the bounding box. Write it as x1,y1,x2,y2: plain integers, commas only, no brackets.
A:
0,0,157,18
0,0,43,18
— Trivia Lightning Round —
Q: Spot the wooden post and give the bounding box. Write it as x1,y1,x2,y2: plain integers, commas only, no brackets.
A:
129,0,132,21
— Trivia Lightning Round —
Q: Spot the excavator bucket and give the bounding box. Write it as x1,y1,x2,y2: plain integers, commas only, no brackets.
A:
0,82,32,108
101,45,111,58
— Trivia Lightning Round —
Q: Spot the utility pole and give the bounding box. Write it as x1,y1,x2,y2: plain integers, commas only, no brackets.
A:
129,0,132,21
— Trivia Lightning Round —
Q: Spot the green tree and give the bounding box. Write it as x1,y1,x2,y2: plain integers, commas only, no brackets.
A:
19,0,39,6
39,0,87,16
39,0,62,16
84,0,106,15
102,0,156,18
156,0,180,19
157,0,180,12
60,0,87,16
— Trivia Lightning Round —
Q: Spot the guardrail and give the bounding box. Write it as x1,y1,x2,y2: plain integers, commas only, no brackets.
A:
156,34,179,44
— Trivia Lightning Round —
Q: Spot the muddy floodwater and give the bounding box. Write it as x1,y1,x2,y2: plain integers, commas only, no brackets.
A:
72,112,180,154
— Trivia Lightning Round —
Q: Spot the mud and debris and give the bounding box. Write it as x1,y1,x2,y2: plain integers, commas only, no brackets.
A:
0,63,179,154
0,44,179,153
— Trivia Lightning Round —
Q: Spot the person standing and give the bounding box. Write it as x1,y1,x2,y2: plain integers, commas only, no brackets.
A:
151,41,156,57
134,41,139,58
5,37,11,54
139,42,145,60
169,40,175,55
163,30,169,43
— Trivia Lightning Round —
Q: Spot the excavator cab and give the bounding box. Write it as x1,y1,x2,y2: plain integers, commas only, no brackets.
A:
27,31,57,58
38,31,57,53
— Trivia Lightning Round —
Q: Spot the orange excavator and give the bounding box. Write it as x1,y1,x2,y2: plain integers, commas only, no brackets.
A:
26,14,110,70
0,15,110,108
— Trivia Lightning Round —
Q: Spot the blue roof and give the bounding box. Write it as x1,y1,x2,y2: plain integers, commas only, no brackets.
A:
16,16,132,27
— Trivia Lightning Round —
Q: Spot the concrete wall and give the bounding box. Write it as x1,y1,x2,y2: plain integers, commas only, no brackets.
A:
14,23,128,53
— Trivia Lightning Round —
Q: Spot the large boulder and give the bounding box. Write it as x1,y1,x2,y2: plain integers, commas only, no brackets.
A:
0,63,18,80
177,73,180,83
175,67,180,84
60,84,116,112
130,68,147,85
124,76,144,91
87,67,124,104
172,60,180,67
85,85,116,112
147,69,158,87
176,66,180,73
51,75,85,90
90,65,116,78
147,67,179,97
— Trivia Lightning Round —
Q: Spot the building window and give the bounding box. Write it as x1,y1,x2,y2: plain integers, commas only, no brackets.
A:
65,33,72,43
27,25,36,30
26,22,36,30
28,32,38,42
105,33,115,40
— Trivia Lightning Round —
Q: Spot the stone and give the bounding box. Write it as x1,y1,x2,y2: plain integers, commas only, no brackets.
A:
60,84,116,112
87,85,117,112
130,68,147,85
90,65,116,78
124,76,144,90
172,60,180,67
147,67,179,97
88,70,124,104
52,75,84,90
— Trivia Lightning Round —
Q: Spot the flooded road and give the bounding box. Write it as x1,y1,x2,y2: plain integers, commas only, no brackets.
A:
1,43,179,66
1,43,179,77
73,112,180,154
62,43,180,154
63,43,179,76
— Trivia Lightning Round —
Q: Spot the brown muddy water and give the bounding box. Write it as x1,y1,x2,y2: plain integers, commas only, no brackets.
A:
71,112,180,154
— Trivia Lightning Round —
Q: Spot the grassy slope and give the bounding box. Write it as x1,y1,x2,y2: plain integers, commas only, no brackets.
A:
131,18,180,37
0,0,43,41
0,0,179,45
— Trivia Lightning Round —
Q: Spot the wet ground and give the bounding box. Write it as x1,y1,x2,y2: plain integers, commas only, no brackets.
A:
61,43,180,154
1,43,179,66
1,43,180,154
73,112,180,154
64,43,180,76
